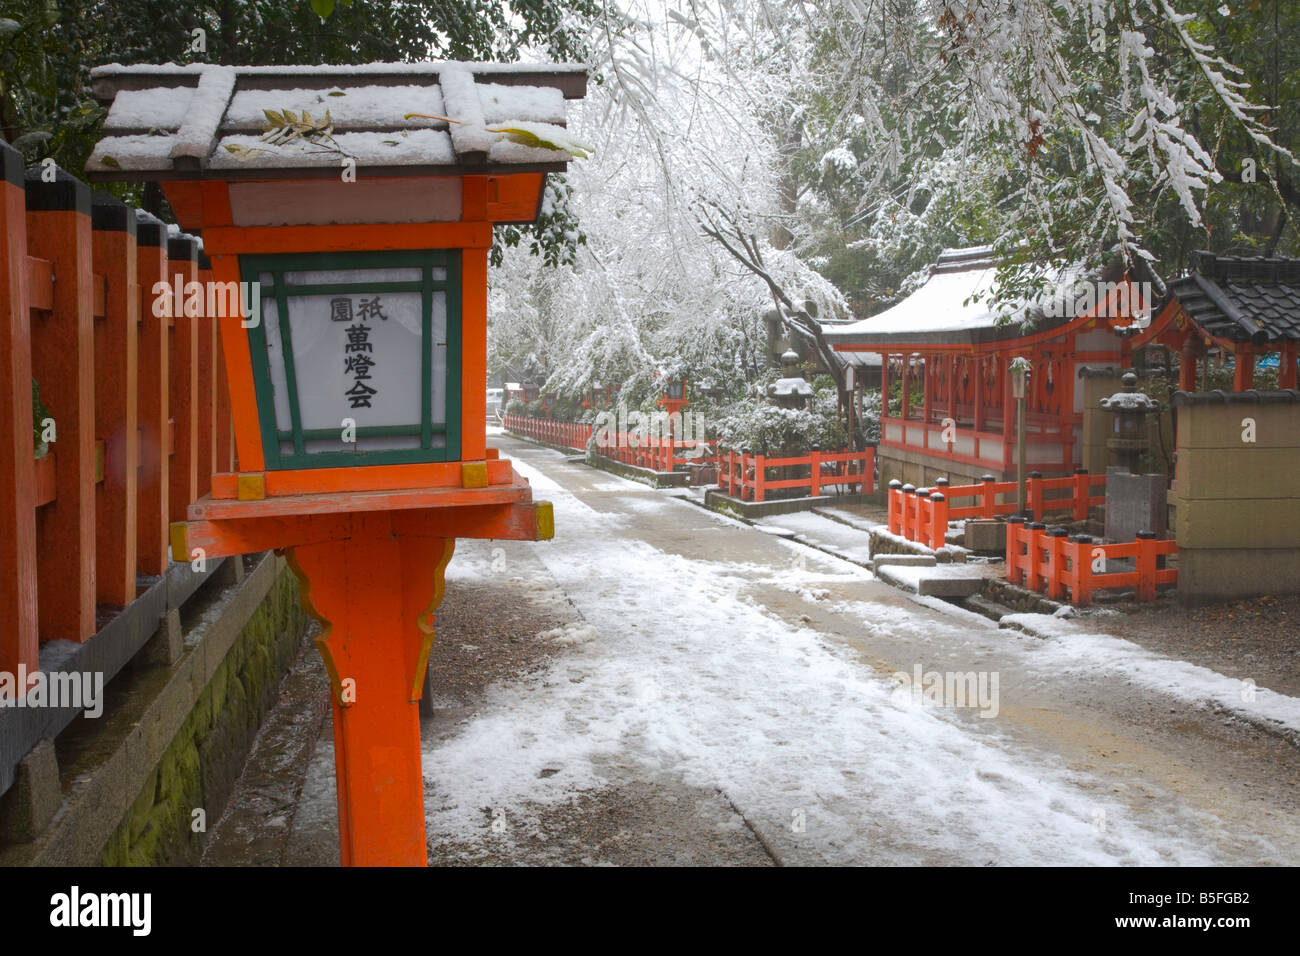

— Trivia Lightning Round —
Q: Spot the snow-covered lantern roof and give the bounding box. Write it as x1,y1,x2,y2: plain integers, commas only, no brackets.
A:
768,349,815,408
81,60,587,482
86,61,587,188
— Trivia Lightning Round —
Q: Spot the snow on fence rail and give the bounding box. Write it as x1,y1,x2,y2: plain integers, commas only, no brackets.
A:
502,414,591,452
1005,518,1177,605
716,446,875,502
1,149,233,684
888,469,1106,548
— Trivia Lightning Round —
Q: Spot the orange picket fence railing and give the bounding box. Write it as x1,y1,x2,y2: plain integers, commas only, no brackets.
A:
592,429,708,472
887,469,1106,547
0,147,236,796
716,446,875,502
2,158,233,676
502,414,593,453
1004,517,1177,605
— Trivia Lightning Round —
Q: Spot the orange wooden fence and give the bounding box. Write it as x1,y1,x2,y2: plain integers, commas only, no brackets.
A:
503,414,592,452
594,429,712,472
1004,518,1177,605
0,150,233,683
888,469,1106,547
504,414,717,473
716,446,875,502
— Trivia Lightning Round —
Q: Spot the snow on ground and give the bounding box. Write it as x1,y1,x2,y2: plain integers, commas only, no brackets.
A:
1003,615,1300,736
420,457,1250,865
754,510,873,565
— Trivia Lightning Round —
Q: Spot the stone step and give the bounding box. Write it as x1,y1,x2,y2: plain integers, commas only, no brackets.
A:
876,564,987,598
962,592,1014,623
869,553,938,572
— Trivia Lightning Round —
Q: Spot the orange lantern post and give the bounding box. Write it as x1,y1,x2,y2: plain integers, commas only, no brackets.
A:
87,61,587,866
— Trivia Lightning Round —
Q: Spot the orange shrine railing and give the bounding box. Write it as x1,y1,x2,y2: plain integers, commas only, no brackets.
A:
888,470,1106,548
502,414,592,452
1004,518,1177,605
716,446,875,502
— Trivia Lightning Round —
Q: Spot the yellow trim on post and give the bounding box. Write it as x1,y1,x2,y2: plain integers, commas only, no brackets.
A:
237,472,266,501
461,461,488,488
535,500,555,541
168,522,188,563
283,547,349,708
407,537,455,701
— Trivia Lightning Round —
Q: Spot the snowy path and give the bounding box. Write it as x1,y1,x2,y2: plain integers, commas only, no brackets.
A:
392,435,1298,865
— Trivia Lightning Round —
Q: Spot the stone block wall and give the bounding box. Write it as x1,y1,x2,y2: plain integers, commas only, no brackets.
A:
1171,390,1300,604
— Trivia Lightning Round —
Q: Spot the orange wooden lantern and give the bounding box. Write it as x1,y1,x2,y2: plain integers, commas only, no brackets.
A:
656,375,688,419
87,61,587,866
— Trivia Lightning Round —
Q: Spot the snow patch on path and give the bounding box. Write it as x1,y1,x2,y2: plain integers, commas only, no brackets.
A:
1004,614,1300,737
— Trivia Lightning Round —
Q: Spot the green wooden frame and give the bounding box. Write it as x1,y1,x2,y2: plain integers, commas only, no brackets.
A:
239,249,462,470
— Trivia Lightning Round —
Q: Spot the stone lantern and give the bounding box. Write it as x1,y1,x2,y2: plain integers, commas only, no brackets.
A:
1099,371,1165,542
1100,371,1159,474
768,349,815,410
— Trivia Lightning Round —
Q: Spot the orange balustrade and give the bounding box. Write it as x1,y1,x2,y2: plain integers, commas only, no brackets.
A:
1004,517,1177,605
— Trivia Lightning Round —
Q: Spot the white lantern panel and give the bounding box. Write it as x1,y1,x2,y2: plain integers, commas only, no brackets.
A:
260,283,449,453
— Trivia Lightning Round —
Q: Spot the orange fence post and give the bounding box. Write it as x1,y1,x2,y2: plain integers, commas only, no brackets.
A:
888,479,902,534
916,488,932,547
0,142,38,677
901,484,916,540
1027,471,1043,521
754,452,765,503
1135,530,1158,601
1005,515,1026,583
135,216,170,574
931,477,949,544
167,234,198,529
809,448,821,497
1044,528,1069,600
981,474,997,519
1072,467,1090,521
1073,534,1095,605
930,492,948,550
27,168,96,642
1025,522,1047,591
90,194,139,607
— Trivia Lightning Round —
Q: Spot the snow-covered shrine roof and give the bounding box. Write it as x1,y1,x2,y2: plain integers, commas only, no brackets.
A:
825,246,1125,351
84,61,588,181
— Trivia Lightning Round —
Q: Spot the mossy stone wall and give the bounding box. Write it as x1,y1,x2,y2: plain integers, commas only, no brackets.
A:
100,567,305,866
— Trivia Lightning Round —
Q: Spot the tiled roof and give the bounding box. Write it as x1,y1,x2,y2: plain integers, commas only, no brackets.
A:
84,61,587,182
1165,251,1300,345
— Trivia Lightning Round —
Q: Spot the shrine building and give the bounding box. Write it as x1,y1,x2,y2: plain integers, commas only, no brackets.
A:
825,246,1155,487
